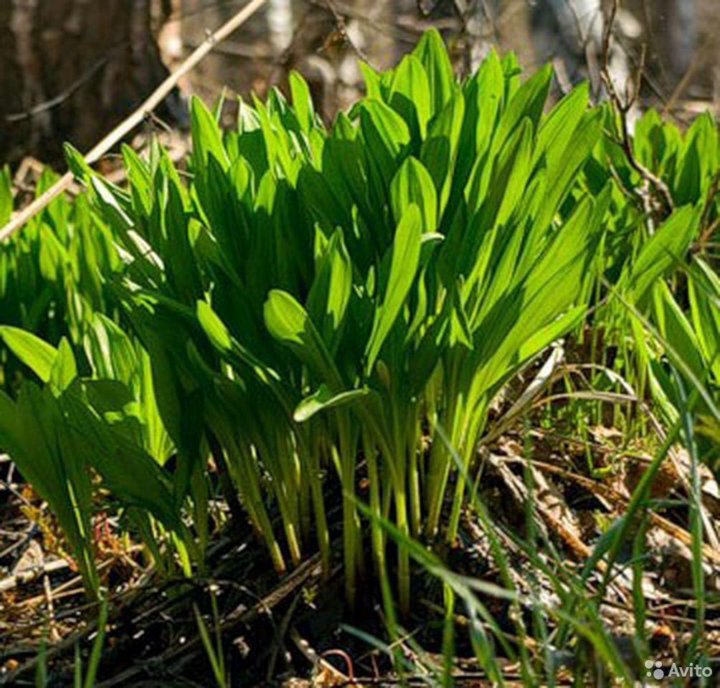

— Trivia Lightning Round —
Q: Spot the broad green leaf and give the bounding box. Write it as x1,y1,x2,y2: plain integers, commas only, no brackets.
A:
0,166,12,225
420,91,465,217
535,82,589,174
625,206,699,307
0,385,99,595
412,28,455,116
653,282,706,383
64,386,182,531
64,143,95,183
122,144,153,217
289,70,315,133
191,95,230,170
306,229,353,348
366,205,423,371
0,326,58,382
390,156,438,231
84,313,138,383
496,63,553,148
359,62,382,99
264,289,343,388
387,54,432,139
50,338,78,393
688,259,720,380
359,99,411,181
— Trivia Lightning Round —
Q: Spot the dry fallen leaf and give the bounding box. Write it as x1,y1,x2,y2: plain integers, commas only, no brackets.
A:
12,539,44,575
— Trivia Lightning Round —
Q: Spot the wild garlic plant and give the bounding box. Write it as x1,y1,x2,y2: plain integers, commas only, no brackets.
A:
56,31,619,610
2,30,716,614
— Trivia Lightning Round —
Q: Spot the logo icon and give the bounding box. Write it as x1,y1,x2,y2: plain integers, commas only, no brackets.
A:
646,660,665,680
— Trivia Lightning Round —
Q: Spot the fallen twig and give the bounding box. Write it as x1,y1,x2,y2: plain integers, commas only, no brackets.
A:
0,558,69,594
289,627,354,685
94,554,323,687
497,454,720,566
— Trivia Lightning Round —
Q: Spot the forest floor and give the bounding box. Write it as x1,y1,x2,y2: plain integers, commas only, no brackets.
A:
2,336,719,686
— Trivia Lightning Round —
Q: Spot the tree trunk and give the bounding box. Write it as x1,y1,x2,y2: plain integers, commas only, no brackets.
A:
0,0,170,166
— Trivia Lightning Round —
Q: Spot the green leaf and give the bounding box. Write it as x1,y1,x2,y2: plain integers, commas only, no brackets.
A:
64,143,95,183
359,99,411,187
412,28,455,116
390,156,438,231
535,82,589,175
50,338,78,393
0,385,99,595
652,282,706,384
264,290,343,388
0,166,12,225
0,326,58,382
359,62,382,99
689,259,720,381
387,54,432,139
294,384,369,422
64,385,182,531
420,91,465,217
84,313,138,383
289,70,315,133
496,63,553,147
197,300,232,353
122,144,153,217
624,206,699,307
190,95,229,171
366,204,423,371
306,229,353,349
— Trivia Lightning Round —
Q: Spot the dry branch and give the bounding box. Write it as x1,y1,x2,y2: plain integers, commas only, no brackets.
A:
600,0,674,219
0,0,269,244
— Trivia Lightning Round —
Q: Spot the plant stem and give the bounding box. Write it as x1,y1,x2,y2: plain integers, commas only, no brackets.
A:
336,415,358,607
394,485,411,616
306,432,331,577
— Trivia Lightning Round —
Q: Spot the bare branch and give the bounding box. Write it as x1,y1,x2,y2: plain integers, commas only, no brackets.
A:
600,0,674,220
0,0,269,244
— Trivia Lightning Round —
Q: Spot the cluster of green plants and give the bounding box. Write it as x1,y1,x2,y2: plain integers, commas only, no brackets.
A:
607,111,720,458
1,29,719,683
0,169,201,596
60,31,615,611
0,167,121,386
559,103,720,472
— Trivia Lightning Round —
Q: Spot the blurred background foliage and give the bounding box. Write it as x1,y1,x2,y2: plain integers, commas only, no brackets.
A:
1,0,719,167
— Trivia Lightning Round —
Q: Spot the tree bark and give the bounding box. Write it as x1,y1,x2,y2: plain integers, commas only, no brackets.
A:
0,0,170,166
